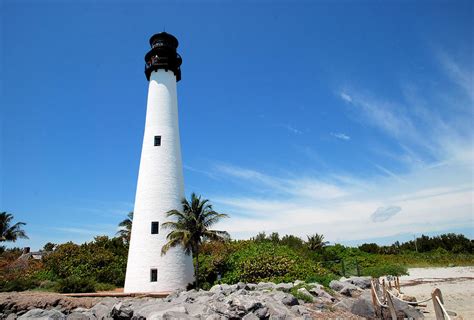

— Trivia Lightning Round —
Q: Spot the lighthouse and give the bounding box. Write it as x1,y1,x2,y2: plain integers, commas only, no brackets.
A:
124,32,194,293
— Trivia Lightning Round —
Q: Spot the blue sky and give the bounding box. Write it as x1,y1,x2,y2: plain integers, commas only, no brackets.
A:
1,1,473,250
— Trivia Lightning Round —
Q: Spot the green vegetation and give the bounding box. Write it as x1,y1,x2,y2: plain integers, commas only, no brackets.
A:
161,193,230,289
0,205,472,293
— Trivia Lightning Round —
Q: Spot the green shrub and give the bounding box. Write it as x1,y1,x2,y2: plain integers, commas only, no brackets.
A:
305,273,338,287
56,276,96,293
95,282,116,292
362,264,408,277
0,278,39,292
290,284,314,303
221,242,331,284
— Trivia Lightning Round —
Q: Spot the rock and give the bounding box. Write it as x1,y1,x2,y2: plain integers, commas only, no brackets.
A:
271,291,299,307
242,313,259,320
257,282,276,291
231,296,263,312
5,314,17,320
334,291,374,318
266,301,293,319
246,284,257,291
392,297,424,319
164,289,185,302
296,288,315,302
275,283,293,292
293,280,305,287
18,309,66,320
344,276,372,289
209,284,223,293
308,286,335,302
67,312,96,320
253,307,268,319
161,311,194,320
290,305,310,316
131,300,169,319
148,306,188,320
236,282,247,290
329,280,345,291
111,301,133,320
91,298,118,320
339,283,361,297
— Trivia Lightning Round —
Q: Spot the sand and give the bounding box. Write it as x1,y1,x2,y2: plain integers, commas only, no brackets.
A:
399,266,474,320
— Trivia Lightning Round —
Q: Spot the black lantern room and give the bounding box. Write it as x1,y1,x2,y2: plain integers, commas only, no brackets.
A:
144,32,182,81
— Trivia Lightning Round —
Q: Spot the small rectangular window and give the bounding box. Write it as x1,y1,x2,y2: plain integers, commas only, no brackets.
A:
150,268,158,282
154,136,161,146
151,221,159,234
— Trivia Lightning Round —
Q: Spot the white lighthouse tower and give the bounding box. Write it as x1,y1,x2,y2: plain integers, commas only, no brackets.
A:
124,32,194,293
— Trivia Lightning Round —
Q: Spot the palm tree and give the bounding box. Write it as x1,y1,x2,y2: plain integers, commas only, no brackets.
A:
161,193,229,289
306,233,329,251
116,211,133,245
0,212,28,242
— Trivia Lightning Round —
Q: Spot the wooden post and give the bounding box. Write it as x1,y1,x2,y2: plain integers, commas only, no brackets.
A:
432,288,448,320
382,279,386,302
385,287,398,320
370,280,379,318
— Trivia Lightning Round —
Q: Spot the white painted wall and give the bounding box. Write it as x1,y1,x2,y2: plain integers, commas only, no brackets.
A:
124,69,194,293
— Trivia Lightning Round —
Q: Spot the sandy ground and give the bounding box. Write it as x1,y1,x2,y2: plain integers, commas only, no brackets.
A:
399,267,474,320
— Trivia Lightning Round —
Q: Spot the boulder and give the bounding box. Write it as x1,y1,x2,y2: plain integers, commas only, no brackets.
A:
334,291,374,318
147,306,188,320
110,301,134,320
66,312,95,320
296,288,315,302
242,313,259,320
253,307,268,319
209,284,223,294
344,276,372,289
257,282,276,291
275,283,293,292
339,283,361,297
308,286,335,302
329,280,345,291
392,296,424,319
235,296,263,312
246,284,257,291
18,309,66,320
271,292,298,307
161,311,195,320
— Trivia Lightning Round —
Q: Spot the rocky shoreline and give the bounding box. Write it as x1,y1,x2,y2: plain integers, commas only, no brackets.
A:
0,277,424,319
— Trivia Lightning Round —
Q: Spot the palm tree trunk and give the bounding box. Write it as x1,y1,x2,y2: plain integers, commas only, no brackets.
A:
195,245,200,290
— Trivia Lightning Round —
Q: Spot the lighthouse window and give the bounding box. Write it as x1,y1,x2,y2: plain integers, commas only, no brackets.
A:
150,268,158,282
151,221,159,234
154,136,161,146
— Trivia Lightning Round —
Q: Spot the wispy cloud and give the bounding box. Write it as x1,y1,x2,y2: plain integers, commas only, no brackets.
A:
371,206,402,222
437,50,474,101
340,92,353,103
331,132,351,141
280,124,303,135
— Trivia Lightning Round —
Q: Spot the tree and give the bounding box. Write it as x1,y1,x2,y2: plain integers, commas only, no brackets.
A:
43,242,56,252
306,233,329,251
161,193,230,289
116,212,133,245
0,212,28,243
